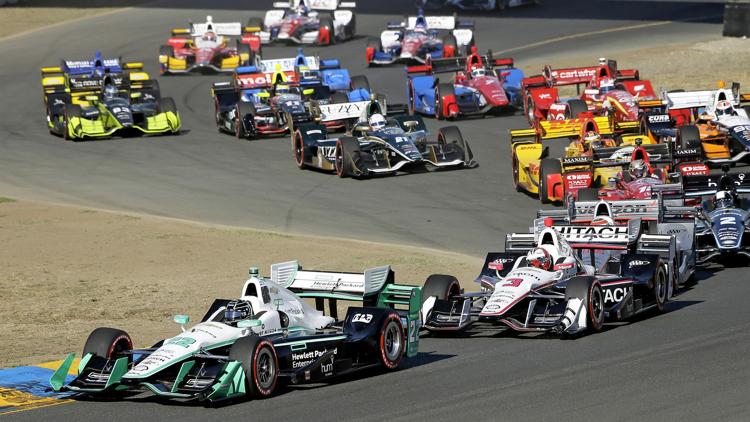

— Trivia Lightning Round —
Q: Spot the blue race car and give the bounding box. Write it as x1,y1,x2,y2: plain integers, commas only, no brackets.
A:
406,48,524,119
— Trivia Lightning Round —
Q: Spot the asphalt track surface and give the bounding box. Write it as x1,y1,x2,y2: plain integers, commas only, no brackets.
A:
2,1,750,421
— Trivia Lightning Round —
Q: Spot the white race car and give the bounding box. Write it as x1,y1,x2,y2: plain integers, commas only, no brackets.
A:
51,262,422,402
250,0,356,45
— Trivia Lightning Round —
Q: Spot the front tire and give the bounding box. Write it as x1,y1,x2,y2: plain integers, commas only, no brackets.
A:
435,83,455,120
677,125,702,151
335,136,360,177
236,101,255,139
421,274,460,307
229,336,278,399
566,99,588,119
576,187,599,202
566,277,604,333
539,158,562,204
652,261,668,313
293,130,308,169
83,327,133,360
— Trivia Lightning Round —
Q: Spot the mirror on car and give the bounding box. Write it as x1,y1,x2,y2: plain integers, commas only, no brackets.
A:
173,315,190,325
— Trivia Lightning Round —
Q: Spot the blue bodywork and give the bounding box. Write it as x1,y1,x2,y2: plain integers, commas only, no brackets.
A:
62,51,122,76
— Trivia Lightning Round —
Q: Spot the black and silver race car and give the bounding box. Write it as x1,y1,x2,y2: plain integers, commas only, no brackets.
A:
421,0,539,11
292,100,476,177
682,165,750,264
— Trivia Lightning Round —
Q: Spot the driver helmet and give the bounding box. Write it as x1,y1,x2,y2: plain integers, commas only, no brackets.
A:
296,0,309,14
203,30,217,42
224,300,252,324
713,190,735,209
716,100,734,117
470,67,486,78
526,247,552,271
414,16,428,33
298,65,317,81
103,82,118,99
599,77,616,93
369,113,387,130
591,215,615,226
583,131,601,144
275,84,290,95
628,159,648,179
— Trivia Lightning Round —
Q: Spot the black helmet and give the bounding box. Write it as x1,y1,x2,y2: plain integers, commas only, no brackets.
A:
224,300,253,324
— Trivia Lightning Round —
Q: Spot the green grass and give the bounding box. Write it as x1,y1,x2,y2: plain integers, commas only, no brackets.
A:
0,197,16,204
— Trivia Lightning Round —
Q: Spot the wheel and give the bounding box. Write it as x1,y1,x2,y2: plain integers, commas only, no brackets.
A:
236,101,255,139
63,104,82,141
293,130,308,169
144,79,160,100
438,126,468,162
159,45,174,75
247,17,263,30
525,95,536,125
237,41,252,66
566,99,588,119
495,0,508,10
677,125,701,150
441,34,458,58
228,336,278,399
350,75,370,93
330,91,349,104
378,313,405,370
539,158,562,204
157,97,177,114
652,261,668,313
335,136,360,177
83,327,133,360
318,16,335,45
511,145,523,191
421,274,460,307
366,37,381,66
565,277,604,333
435,83,455,120
576,187,599,202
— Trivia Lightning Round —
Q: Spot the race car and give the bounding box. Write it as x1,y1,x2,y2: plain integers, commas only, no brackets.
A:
406,47,523,119
366,11,474,66
159,16,261,75
212,51,372,138
249,0,356,46
523,58,661,127
508,114,702,203
421,0,539,10
662,84,750,166
421,218,674,336
293,99,476,177
51,262,422,402
681,165,750,263
40,52,181,140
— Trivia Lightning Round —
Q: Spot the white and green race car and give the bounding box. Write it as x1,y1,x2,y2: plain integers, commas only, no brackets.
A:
51,261,422,402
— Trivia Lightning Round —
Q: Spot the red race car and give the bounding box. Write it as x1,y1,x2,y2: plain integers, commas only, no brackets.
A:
522,58,661,128
159,16,261,75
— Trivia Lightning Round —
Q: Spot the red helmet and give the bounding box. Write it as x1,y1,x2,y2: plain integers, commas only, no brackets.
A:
526,247,552,271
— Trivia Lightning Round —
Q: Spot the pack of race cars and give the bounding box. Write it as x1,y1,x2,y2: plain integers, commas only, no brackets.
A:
37,0,750,406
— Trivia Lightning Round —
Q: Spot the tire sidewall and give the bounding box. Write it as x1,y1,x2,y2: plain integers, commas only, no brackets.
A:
378,314,404,370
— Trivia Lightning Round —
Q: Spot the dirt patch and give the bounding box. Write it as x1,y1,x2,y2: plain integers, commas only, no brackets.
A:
520,37,750,92
0,1,151,40
0,199,481,368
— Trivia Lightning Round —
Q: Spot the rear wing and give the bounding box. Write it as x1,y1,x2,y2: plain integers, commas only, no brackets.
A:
402,15,473,30
268,260,420,356
259,56,321,72
682,172,750,196
591,143,672,168
570,198,661,222
509,117,639,142
273,0,355,10
190,21,243,37
408,53,513,76
664,85,741,110
523,60,639,89
312,100,373,122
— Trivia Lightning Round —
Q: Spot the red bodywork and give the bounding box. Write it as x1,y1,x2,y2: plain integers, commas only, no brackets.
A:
522,61,658,125
166,36,259,68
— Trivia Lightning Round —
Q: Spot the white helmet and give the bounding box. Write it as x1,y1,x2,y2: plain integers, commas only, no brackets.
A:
471,68,486,78
369,113,387,130
599,77,615,92
629,159,648,179
526,247,552,271
716,100,734,117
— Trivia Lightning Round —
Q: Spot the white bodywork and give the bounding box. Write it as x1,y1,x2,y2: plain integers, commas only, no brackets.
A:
379,15,474,59
666,88,750,124
259,0,355,44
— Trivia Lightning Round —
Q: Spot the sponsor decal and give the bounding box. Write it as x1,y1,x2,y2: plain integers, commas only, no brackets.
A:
556,225,629,242
628,259,650,268
502,278,523,288
562,156,590,164
319,145,336,159
576,202,654,216
538,93,552,99
604,286,629,303
552,68,597,81
291,348,338,370
352,313,373,324
165,337,196,348
679,164,709,176
647,114,670,123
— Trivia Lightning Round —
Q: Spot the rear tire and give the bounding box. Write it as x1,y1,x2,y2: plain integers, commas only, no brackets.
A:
566,99,588,119
247,17,264,30
229,336,278,399
576,187,599,202
525,95,536,125
237,41,252,66
159,45,175,75
335,136,360,177
83,327,133,360
677,125,701,151
435,83,455,120
539,158,562,204
330,91,349,104
378,313,405,370
350,75,370,93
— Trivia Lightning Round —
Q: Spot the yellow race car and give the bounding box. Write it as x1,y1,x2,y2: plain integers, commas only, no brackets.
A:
41,53,181,140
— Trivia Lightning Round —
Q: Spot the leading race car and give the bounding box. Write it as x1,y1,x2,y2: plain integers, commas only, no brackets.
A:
51,262,422,402
421,217,673,336
41,52,181,140
407,48,523,119
523,58,661,128
662,85,750,166
421,0,539,10
366,11,474,66
159,16,261,75
212,51,372,139
249,0,356,46
293,99,476,177
682,165,750,264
